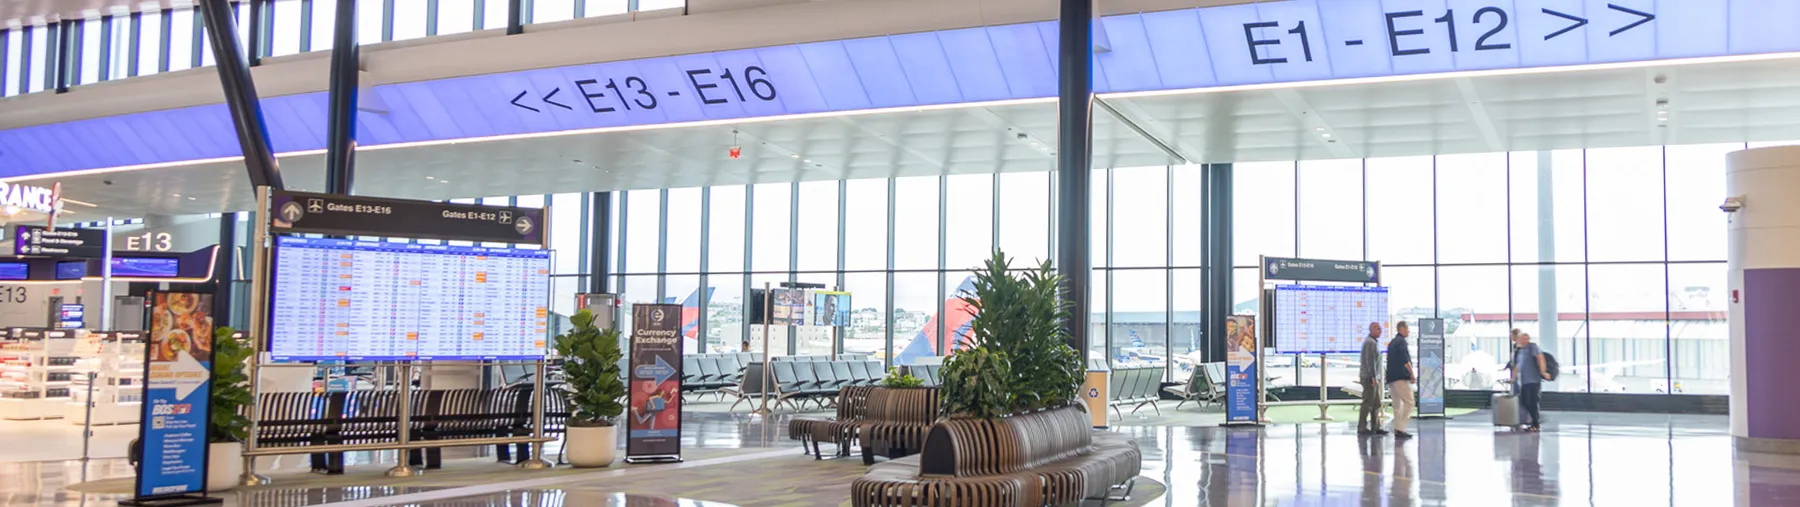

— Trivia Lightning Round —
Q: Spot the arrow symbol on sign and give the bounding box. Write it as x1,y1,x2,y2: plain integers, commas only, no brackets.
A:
634,355,677,386
1542,8,1588,40
172,352,209,400
543,88,572,110
1607,4,1654,36
510,90,540,112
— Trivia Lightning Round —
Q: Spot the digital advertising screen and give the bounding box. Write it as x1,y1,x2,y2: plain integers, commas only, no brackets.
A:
812,291,851,327
0,262,27,280
111,257,180,278
1271,284,1390,355
268,237,551,361
55,261,87,280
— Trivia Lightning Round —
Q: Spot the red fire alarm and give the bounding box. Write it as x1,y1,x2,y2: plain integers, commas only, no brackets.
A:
729,146,742,159
1733,289,1740,304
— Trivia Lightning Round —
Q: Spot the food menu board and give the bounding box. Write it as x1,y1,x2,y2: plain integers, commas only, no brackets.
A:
1271,284,1390,354
269,237,550,361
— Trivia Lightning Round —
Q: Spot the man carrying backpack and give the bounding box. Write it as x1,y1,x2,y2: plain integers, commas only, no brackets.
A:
1511,331,1552,432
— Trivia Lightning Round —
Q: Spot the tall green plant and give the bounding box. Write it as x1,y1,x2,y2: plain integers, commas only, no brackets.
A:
553,309,625,427
209,327,254,444
938,348,1014,419
938,251,1085,418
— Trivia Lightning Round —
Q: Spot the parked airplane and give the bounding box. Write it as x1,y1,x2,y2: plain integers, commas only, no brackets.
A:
892,277,980,365
660,287,713,352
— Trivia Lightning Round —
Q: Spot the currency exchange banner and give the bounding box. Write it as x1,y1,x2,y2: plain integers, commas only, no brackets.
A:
626,303,684,462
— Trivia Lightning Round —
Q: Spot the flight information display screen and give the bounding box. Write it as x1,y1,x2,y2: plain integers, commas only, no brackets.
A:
1272,284,1390,355
269,237,550,361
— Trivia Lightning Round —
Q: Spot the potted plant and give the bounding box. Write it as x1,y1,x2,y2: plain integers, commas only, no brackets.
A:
207,327,254,491
879,368,925,389
553,309,626,467
939,252,1084,419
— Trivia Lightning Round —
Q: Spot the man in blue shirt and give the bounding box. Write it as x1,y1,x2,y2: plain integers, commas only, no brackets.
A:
1511,330,1549,432
1385,321,1415,439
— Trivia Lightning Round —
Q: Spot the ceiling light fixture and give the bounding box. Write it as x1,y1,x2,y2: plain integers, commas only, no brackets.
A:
791,154,801,159
426,176,435,180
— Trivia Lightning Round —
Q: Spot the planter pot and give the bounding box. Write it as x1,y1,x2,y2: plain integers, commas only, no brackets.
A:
206,442,243,492
566,425,619,468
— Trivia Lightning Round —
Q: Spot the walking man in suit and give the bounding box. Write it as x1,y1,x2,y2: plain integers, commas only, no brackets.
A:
1358,322,1386,435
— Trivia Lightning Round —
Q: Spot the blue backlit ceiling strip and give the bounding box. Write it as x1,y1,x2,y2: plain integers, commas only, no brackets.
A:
4,0,1798,178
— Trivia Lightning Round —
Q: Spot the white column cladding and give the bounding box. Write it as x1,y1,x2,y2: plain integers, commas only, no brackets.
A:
1726,146,1800,453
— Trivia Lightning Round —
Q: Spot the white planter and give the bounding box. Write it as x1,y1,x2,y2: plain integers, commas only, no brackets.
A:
206,442,243,492
565,425,618,468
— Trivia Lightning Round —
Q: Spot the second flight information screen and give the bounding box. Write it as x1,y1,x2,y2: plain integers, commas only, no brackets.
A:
1272,284,1390,355
269,237,550,362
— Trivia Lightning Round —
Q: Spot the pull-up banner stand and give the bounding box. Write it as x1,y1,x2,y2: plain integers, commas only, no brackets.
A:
123,293,220,506
1223,314,1260,425
1417,318,1449,418
626,303,684,463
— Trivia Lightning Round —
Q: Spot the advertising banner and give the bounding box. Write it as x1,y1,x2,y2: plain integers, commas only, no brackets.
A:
769,289,805,326
1224,314,1260,424
133,293,214,499
626,303,683,462
812,291,851,326
1417,318,1447,417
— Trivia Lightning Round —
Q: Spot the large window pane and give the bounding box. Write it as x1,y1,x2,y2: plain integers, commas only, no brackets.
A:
1668,263,1727,394
944,174,994,271
998,171,1050,263
1089,271,1108,366
167,10,195,71
796,181,839,272
549,193,585,275
844,179,888,271
1435,153,1508,264
4,29,22,95
583,0,629,17
1665,144,1737,261
481,0,510,29
1233,161,1295,266
1511,150,1586,263
393,0,428,40
665,274,700,349
1110,269,1167,373
637,0,685,11
438,0,477,35
1365,156,1433,265
842,273,888,365
1436,266,1508,381
1171,268,1203,381
892,177,938,271
1093,169,1108,266
705,274,745,352
1297,158,1361,261
748,274,790,355
1511,264,1588,393
666,188,701,274
707,186,746,273
751,183,792,273
1587,147,1665,262
1172,166,1203,267
1382,266,1436,337
1587,264,1668,393
311,0,337,51
272,0,303,55
358,0,383,42
623,190,660,274
79,19,102,85
892,272,938,364
534,0,577,23
1112,167,1168,267
619,275,658,347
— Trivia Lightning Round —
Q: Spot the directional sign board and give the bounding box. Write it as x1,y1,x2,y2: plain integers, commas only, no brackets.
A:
626,303,683,463
14,225,106,258
270,190,544,245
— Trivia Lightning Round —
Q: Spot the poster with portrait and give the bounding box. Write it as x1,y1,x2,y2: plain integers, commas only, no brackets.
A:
812,292,852,327
769,289,805,326
1417,318,1447,417
1224,314,1260,424
626,303,683,462
133,292,215,500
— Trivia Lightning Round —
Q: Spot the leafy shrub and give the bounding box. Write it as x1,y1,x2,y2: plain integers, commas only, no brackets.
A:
939,251,1085,418
937,348,1014,419
880,368,925,388
553,309,625,427
209,327,254,444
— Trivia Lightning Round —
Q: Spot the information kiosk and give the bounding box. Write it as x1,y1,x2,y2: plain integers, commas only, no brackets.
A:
1254,256,1386,422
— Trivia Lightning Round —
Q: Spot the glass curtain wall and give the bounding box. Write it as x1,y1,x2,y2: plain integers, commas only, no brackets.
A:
0,0,689,99
1235,146,1735,395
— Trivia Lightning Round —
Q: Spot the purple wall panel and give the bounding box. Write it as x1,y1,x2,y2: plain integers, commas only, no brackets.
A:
1745,267,1800,441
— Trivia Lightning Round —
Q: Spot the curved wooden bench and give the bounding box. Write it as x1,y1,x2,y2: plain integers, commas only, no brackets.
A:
849,405,1141,507
788,385,878,458
859,387,942,465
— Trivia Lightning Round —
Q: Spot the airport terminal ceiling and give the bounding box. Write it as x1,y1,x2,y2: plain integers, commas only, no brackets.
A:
24,51,1800,221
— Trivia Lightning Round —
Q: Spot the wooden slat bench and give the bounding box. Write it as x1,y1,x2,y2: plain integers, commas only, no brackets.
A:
858,387,942,465
788,385,877,459
849,405,1142,507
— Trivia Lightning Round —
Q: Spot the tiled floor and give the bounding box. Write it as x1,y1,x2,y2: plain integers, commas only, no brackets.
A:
4,401,1797,506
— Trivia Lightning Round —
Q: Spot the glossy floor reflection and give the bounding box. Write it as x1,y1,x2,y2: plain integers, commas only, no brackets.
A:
7,407,1800,506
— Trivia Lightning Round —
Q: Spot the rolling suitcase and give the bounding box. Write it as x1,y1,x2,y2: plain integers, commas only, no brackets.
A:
1492,393,1519,427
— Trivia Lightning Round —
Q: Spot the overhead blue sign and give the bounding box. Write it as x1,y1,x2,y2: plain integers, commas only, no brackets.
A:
3,0,1798,178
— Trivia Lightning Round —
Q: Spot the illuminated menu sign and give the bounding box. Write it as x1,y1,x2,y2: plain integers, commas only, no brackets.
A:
268,237,551,362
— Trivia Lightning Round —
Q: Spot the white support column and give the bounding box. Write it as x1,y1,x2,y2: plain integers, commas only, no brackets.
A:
1726,146,1800,454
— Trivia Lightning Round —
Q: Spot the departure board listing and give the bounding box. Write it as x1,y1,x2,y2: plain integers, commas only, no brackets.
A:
270,190,545,245
269,237,551,362
1272,284,1390,354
